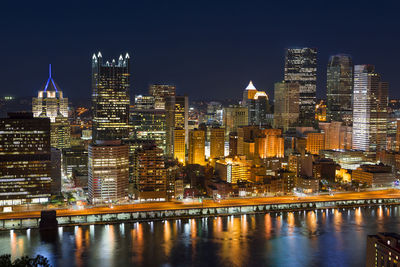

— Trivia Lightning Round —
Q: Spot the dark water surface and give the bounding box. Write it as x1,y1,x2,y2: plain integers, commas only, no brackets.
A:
0,206,399,267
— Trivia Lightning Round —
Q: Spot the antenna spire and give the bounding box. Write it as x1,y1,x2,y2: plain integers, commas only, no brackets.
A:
49,64,52,78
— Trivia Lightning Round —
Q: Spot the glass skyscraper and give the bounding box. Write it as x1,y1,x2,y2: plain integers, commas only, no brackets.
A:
352,65,388,153
92,52,130,141
326,54,353,124
284,48,317,126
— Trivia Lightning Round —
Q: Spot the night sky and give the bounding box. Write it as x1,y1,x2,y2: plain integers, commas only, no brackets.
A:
1,0,399,102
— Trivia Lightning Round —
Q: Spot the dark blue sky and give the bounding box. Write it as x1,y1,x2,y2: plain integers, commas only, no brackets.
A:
0,0,399,101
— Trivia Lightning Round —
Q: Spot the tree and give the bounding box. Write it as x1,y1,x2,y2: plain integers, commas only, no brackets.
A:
0,254,51,267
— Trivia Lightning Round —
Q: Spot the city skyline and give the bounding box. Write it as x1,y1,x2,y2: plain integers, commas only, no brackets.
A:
1,1,399,100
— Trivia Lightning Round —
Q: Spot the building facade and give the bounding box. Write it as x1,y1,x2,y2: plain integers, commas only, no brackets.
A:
273,81,300,131
88,140,129,204
92,52,130,141
0,113,52,206
149,84,176,110
133,144,167,200
352,65,388,152
188,129,205,165
284,48,317,126
165,96,188,156
130,96,167,153
223,105,248,137
210,127,225,159
326,54,354,124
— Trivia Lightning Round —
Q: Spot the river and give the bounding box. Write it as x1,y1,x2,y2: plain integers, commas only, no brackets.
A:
0,205,399,266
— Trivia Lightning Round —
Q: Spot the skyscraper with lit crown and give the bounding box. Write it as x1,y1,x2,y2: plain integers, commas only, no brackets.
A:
242,81,270,126
92,52,130,141
32,64,70,149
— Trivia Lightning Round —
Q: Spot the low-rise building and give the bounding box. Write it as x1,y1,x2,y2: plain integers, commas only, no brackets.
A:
352,164,395,187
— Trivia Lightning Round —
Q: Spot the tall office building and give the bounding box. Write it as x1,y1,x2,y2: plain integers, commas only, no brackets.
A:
188,129,205,165
133,144,167,200
0,113,52,206
284,48,317,126
326,54,354,124
130,96,167,153
149,84,176,109
223,105,248,137
173,128,186,164
32,64,70,149
352,65,388,152
210,127,225,159
273,81,300,131
242,81,270,126
88,140,129,204
92,52,130,141
165,95,188,155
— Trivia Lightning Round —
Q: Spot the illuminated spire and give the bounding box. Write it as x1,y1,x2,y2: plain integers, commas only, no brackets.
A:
43,64,59,93
92,53,97,60
119,54,123,61
125,52,130,59
97,51,102,58
245,80,256,90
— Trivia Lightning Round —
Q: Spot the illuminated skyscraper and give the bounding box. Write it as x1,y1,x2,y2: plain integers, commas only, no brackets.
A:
284,48,317,126
92,52,130,141
0,113,52,206
165,95,188,156
149,84,176,110
32,64,70,149
32,64,68,122
242,81,270,126
352,65,388,152
173,128,186,163
88,140,129,204
273,81,300,131
130,95,167,153
210,127,225,159
326,54,353,124
188,129,205,165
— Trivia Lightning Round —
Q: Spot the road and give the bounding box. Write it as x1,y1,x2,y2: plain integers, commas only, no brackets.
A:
0,189,399,220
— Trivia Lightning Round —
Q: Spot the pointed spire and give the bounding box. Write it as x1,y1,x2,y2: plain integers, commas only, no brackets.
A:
119,54,123,61
97,51,102,58
125,52,130,59
49,64,52,78
245,80,256,90
92,53,97,60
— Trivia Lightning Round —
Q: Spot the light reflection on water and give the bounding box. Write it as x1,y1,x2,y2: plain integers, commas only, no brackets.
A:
1,206,400,266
